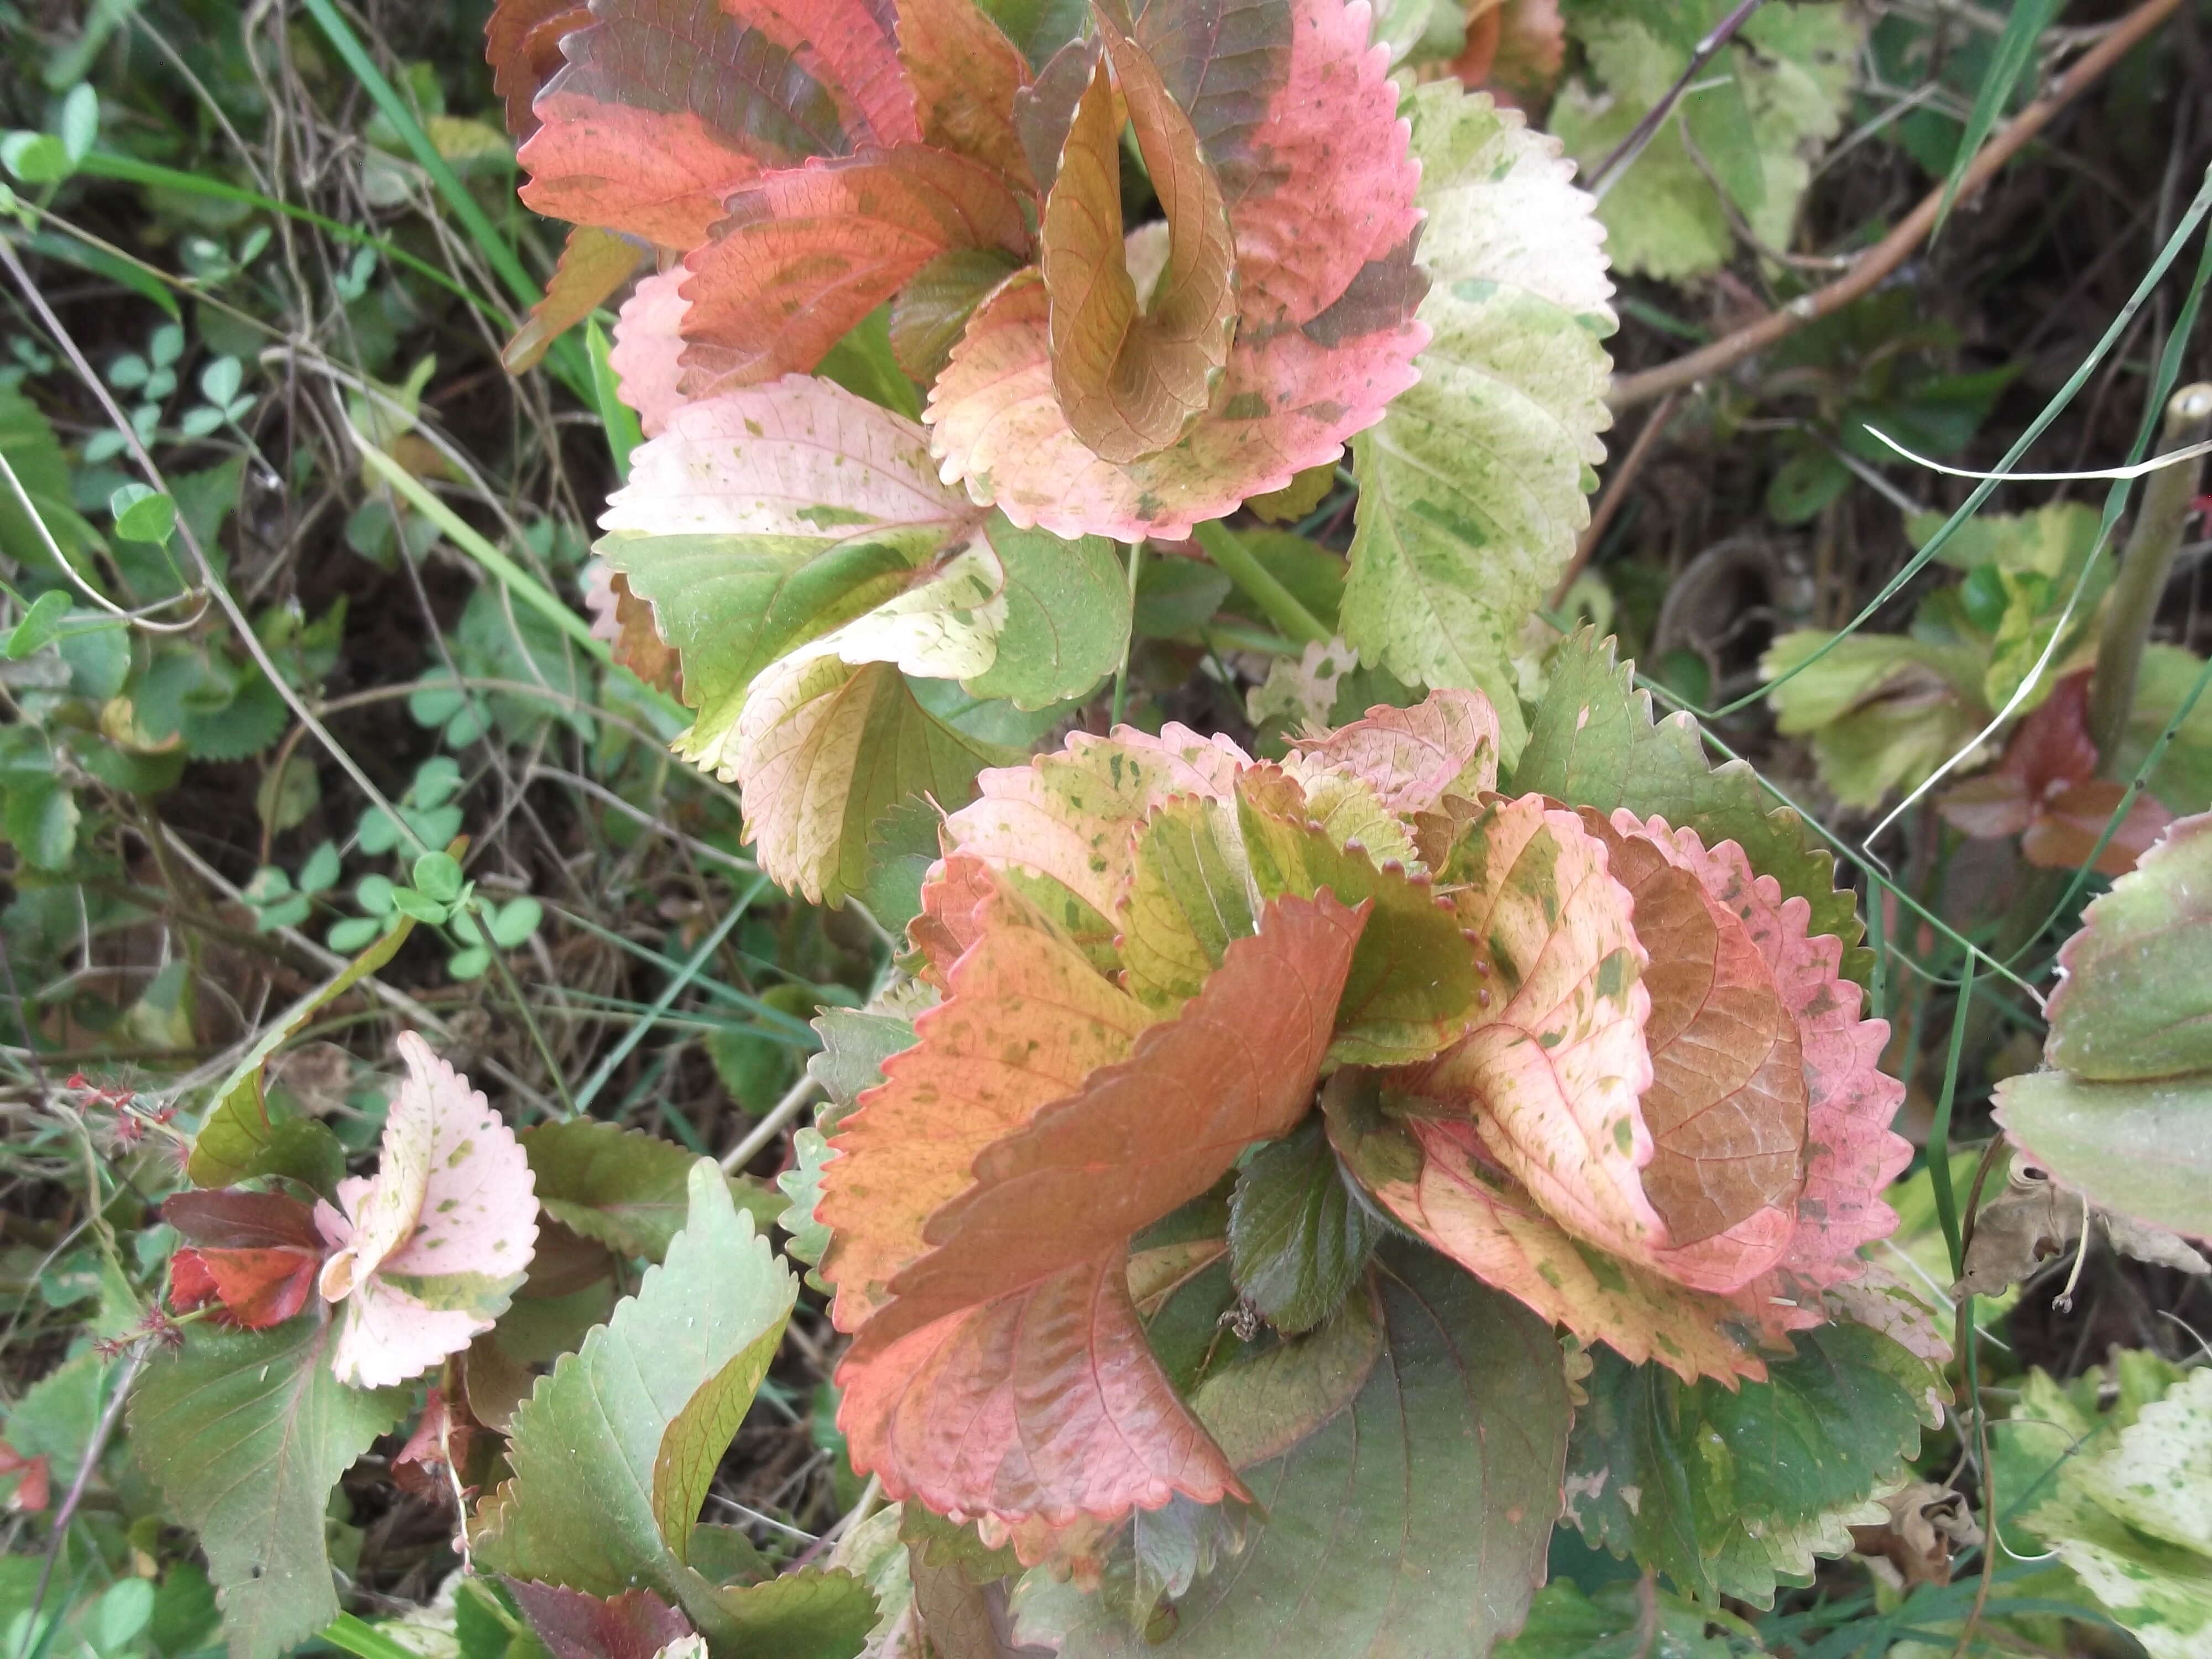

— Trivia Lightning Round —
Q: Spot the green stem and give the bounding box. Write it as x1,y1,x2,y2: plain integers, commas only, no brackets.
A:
1191,519,1332,646
1112,540,1143,727
2088,382,2212,766
1927,950,1975,1281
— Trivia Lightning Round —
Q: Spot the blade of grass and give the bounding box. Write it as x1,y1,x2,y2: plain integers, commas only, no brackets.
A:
1928,951,1975,1281
587,316,643,481
1936,0,2062,236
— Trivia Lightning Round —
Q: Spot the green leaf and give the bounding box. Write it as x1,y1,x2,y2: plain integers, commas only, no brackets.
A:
775,1126,837,1290
521,1119,782,1261
1226,1119,1383,1336
1496,1579,1736,1659
808,1006,917,1133
957,520,1129,710
1512,628,1872,985
189,919,415,1187
487,896,542,949
1937,0,2062,230
1,385,103,574
1343,83,1615,761
390,888,450,924
473,1163,862,1652
1993,1072,2212,1243
109,483,179,545
410,851,463,903
2,773,77,869
5,589,71,659
1013,1249,1569,1655
2043,812,2212,1080
129,1318,410,1659
2025,1366,2212,1659
1563,1322,1938,1604
1759,628,1990,811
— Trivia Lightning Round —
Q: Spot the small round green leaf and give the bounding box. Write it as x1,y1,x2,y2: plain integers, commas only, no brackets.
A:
411,849,464,902
109,483,178,545
488,896,543,949
389,886,450,924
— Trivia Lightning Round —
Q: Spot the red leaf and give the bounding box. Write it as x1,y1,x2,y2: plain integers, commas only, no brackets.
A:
0,1440,50,1514
163,1189,325,1251
735,0,920,150
908,847,992,984
168,1248,222,1315
924,0,1427,539
485,0,594,140
196,1248,322,1329
677,145,1030,397
1286,688,1500,816
508,1582,694,1659
516,0,849,247
1581,809,1807,1295
2023,779,2173,878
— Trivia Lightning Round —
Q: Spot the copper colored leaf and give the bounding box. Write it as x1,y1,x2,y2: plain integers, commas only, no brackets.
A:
164,1190,324,1251
182,1248,321,1329
1040,40,1235,463
1011,36,1096,192
1410,795,1661,1262
505,226,645,373
897,0,1033,182
485,0,594,140
856,890,1366,1352
507,1583,692,1659
925,0,1425,540
678,146,1030,397
738,0,921,150
1579,808,1806,1293
820,872,1154,1327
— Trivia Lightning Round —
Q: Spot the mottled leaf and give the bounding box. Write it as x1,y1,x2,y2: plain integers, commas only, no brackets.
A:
2044,809,2212,1080
314,1034,539,1389
130,1319,409,1659
1342,85,1613,761
925,0,1425,540
898,0,1033,182
1991,1074,2212,1250
1285,687,1500,816
678,147,1029,397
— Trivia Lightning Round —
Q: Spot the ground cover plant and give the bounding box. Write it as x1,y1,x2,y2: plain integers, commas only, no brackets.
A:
6,0,2212,1656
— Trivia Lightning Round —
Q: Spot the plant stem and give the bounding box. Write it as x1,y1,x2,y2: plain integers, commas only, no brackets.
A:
1112,539,1144,727
1191,519,1332,646
2088,382,2212,765
1585,0,1768,200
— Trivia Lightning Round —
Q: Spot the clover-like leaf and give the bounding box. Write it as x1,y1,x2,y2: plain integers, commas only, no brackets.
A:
312,1033,539,1389
1342,84,1615,759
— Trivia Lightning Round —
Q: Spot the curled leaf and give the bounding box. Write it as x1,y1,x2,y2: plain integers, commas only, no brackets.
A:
314,1034,538,1389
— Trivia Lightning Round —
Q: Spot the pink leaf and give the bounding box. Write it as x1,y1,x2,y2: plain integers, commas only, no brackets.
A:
1286,688,1500,816
607,267,689,436
734,0,920,150
601,374,969,538
923,0,1427,540
484,0,593,141
315,1034,539,1389
1405,796,1662,1261
677,145,1030,397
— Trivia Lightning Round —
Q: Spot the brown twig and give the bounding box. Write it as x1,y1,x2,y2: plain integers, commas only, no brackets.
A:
1552,392,1682,605
1609,0,2189,411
